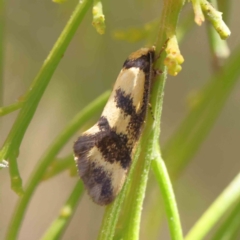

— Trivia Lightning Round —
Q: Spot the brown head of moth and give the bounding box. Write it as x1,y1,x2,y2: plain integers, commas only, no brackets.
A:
73,47,155,205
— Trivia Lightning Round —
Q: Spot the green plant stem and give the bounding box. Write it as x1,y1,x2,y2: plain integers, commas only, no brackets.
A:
115,1,185,239
185,172,240,240
207,23,230,70
41,181,84,240
155,0,184,52
191,0,205,25
121,1,184,239
201,0,230,39
122,74,166,240
191,0,231,39
207,0,229,70
0,0,93,195
0,101,23,117
97,146,141,240
42,155,75,181
151,144,183,240
211,200,240,240
6,91,109,240
0,0,4,106
92,0,106,34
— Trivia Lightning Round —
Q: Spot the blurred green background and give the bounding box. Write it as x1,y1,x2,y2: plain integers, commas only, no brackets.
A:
0,0,240,239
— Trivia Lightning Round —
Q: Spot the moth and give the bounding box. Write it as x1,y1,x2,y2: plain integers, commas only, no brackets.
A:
73,47,155,205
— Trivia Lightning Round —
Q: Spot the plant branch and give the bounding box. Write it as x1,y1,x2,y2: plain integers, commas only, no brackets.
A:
41,155,75,181
0,101,23,117
211,200,240,240
191,0,230,39
118,1,185,239
152,144,183,240
41,181,84,240
97,145,141,240
0,0,93,195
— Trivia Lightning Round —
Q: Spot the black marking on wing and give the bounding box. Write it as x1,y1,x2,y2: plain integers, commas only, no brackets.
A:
114,88,135,117
97,115,111,131
74,134,95,155
91,163,114,204
74,117,131,168
123,51,153,74
74,132,115,205
96,116,132,169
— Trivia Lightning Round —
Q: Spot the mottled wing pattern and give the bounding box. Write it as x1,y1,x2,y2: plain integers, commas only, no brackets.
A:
73,47,155,205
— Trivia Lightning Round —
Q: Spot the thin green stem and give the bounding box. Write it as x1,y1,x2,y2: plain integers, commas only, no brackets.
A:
155,0,185,48
0,0,93,195
211,200,240,240
92,0,106,34
185,172,240,240
191,0,231,39
6,91,109,240
0,101,23,117
152,143,183,240
135,13,192,238
207,23,230,70
207,0,230,70
201,0,230,39
117,1,185,239
41,181,84,240
97,146,141,240
41,155,75,181
122,74,166,240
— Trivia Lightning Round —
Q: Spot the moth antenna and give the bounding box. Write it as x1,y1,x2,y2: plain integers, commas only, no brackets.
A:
154,38,170,61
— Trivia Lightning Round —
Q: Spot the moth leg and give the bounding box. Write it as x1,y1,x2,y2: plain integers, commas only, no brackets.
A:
152,38,169,78
154,38,170,61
